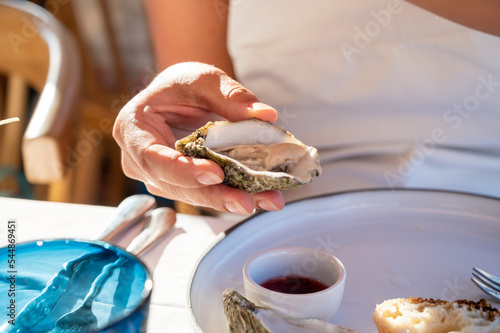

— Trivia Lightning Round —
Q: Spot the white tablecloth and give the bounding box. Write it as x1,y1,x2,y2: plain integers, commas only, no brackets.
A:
0,197,240,332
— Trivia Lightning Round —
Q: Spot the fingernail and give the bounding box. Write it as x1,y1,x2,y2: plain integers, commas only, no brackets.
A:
197,172,223,185
226,201,251,215
251,102,275,111
257,200,280,211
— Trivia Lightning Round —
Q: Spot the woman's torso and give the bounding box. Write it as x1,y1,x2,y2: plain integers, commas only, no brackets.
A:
227,0,500,199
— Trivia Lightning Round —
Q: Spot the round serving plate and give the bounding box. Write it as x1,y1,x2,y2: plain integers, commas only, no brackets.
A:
188,189,500,333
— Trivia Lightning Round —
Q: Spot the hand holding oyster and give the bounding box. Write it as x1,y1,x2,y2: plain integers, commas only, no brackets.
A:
113,62,301,213
175,119,322,193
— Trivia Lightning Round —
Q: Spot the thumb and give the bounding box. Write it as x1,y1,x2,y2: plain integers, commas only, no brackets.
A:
160,62,278,123
213,74,278,123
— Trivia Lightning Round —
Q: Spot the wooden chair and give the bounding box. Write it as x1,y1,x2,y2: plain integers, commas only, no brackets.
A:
0,0,200,212
0,0,81,200
0,0,147,205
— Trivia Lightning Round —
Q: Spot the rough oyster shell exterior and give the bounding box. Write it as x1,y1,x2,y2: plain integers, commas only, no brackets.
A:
222,289,355,333
175,119,321,193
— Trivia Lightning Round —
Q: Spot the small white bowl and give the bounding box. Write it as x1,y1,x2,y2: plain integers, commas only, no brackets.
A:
243,247,346,321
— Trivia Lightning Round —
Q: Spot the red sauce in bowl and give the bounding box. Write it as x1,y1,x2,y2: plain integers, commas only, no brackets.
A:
260,275,328,294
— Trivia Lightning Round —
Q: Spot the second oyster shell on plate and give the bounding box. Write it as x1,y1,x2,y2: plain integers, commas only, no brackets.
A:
223,289,355,333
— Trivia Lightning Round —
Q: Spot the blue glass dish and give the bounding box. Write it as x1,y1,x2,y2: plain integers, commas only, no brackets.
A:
0,239,152,332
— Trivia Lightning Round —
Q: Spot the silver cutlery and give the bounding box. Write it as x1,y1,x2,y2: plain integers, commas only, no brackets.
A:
471,267,500,301
95,194,156,242
3,195,156,333
126,207,177,256
53,207,177,331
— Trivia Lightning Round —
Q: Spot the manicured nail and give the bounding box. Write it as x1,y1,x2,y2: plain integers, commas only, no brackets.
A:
257,200,280,211
226,201,251,215
251,102,275,111
197,172,223,185
249,103,278,123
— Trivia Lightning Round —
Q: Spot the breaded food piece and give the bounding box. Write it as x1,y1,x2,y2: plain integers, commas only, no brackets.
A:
373,297,500,333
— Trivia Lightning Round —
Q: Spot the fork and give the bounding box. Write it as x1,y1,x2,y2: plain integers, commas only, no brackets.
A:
471,267,500,301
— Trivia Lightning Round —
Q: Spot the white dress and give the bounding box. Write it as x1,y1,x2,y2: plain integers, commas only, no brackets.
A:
227,0,500,201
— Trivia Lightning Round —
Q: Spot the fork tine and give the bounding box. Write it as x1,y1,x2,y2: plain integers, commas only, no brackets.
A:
473,267,500,288
472,272,500,292
471,277,500,301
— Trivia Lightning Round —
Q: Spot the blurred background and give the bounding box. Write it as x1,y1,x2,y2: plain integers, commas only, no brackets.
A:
0,0,163,207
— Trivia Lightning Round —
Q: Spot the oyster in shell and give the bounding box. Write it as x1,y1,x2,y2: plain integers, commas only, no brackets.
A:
175,119,321,193
222,289,356,333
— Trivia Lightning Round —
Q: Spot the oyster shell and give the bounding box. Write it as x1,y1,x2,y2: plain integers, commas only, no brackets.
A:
222,289,356,333
175,119,321,193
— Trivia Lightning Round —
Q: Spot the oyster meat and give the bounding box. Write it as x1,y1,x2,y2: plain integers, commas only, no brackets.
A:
222,289,356,333
175,119,322,193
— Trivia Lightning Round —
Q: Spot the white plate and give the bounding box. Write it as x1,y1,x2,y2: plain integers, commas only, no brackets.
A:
188,189,500,332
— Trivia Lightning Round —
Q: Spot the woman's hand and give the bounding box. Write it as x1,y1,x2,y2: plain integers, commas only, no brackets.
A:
113,62,285,214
